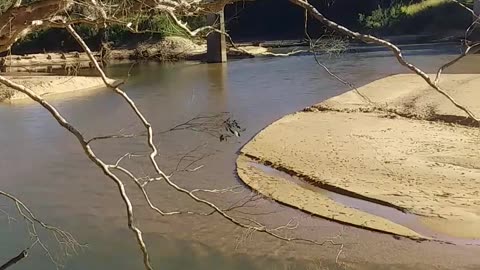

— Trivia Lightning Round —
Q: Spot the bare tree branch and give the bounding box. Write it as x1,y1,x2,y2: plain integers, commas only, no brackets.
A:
435,43,480,85
290,0,479,122
0,0,72,52
0,190,80,268
302,9,372,105
0,76,154,270
0,14,345,270
451,0,478,17
10,0,476,268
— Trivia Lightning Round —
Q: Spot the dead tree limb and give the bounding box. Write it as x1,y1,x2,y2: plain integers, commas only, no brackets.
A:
0,16,344,270
0,190,80,268
435,43,480,84
302,9,372,105
290,0,479,122
0,250,27,270
66,23,343,261
0,0,72,52
0,76,154,270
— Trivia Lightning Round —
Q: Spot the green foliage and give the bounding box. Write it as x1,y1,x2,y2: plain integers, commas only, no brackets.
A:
358,4,404,29
11,14,207,54
75,24,100,40
133,15,205,38
398,2,472,33
105,25,132,46
401,0,447,15
106,15,202,45
358,0,473,34
137,15,186,37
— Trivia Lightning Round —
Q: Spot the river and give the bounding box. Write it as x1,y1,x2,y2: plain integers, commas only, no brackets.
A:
1,46,479,270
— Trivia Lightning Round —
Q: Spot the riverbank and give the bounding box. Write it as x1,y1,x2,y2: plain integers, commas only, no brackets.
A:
237,73,480,241
2,35,466,74
0,36,268,101
2,54,480,270
1,36,270,73
0,75,118,102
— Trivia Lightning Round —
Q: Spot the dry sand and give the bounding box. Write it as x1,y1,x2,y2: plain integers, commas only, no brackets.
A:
0,75,117,102
237,74,480,239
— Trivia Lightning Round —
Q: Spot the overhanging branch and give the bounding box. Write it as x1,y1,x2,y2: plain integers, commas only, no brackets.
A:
290,0,479,123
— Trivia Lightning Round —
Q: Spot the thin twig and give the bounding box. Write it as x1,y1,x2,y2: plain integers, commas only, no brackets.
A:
67,22,343,270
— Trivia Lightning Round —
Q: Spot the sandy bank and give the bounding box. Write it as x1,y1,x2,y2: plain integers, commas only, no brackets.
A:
237,73,480,239
0,75,117,102
2,36,271,73
129,37,271,61
316,73,480,124
237,155,422,239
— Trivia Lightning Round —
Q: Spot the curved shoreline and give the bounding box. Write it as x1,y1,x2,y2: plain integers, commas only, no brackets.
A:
236,73,480,240
0,75,119,102
236,155,424,239
242,152,411,213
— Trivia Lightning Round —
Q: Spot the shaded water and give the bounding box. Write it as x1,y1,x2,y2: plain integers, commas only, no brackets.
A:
1,48,480,269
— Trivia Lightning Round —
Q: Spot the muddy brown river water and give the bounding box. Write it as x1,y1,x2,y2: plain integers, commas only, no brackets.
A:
1,46,480,270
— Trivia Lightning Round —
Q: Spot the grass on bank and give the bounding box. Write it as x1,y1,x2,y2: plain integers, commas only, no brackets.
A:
401,0,448,15
359,0,475,34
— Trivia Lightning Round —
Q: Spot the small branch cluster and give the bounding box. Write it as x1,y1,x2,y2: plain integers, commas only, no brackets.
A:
0,190,82,269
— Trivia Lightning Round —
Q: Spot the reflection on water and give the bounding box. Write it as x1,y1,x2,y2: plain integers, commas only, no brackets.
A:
0,225,321,270
1,49,480,270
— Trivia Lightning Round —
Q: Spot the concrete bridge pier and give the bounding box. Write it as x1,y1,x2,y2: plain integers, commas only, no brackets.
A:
206,10,227,63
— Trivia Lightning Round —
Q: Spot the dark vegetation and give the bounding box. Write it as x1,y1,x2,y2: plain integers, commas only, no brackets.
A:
10,15,205,54
357,0,474,35
6,0,476,55
225,0,474,39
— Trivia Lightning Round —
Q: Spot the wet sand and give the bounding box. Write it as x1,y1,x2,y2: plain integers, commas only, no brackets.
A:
237,74,480,239
237,155,422,239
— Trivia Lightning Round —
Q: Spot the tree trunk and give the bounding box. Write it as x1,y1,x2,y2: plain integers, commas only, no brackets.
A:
0,0,71,53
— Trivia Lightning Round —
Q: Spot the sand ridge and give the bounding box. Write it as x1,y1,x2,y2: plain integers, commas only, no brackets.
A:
0,75,118,102
237,73,480,239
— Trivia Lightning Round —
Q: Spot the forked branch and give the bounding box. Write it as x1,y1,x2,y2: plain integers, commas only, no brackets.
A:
0,190,81,269
67,21,343,255
290,0,479,122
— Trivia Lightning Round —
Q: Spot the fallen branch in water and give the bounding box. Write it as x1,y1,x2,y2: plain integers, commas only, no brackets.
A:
0,190,81,268
0,250,27,270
